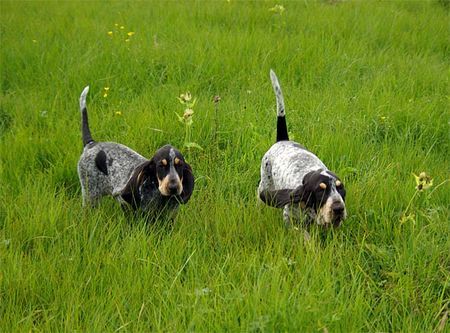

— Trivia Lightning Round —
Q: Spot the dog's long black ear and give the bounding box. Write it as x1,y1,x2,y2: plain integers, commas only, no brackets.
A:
180,162,194,204
259,189,292,208
259,185,309,208
300,171,316,207
259,187,302,208
290,185,310,206
120,160,156,208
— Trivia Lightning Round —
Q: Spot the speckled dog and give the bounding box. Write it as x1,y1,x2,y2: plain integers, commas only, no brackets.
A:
77,86,194,219
258,70,347,228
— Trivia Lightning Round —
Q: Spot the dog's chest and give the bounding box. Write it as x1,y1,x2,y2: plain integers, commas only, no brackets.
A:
140,185,180,215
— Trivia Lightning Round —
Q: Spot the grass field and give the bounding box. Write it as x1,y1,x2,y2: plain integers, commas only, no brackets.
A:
1,1,449,331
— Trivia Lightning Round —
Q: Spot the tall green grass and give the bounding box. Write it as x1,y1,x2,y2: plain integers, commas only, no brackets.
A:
1,1,449,331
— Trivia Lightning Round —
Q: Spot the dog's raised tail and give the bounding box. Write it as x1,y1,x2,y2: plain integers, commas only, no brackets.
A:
270,69,289,142
79,86,94,147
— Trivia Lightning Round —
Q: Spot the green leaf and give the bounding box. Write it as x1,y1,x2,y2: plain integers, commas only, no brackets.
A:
175,112,184,123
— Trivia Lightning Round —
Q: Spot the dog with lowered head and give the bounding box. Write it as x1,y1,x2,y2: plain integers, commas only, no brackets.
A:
258,70,347,228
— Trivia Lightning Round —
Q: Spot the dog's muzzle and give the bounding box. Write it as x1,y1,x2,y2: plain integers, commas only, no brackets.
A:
330,201,346,227
168,178,181,195
158,174,183,196
317,195,346,227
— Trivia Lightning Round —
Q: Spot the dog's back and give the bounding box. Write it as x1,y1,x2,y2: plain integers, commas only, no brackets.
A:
78,142,146,202
260,141,326,192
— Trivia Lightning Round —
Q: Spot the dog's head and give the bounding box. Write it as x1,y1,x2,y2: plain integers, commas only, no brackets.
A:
298,169,346,227
259,169,346,227
151,145,192,197
120,145,194,210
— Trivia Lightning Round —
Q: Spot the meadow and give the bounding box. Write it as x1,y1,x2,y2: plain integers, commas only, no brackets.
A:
1,1,449,331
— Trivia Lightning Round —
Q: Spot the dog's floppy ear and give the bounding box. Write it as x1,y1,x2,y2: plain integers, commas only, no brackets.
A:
259,186,308,208
120,160,156,208
180,162,194,204
259,189,294,208
259,181,315,208
300,171,317,207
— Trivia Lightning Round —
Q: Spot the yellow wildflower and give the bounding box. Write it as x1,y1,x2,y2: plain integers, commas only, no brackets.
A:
32,39,38,43
120,26,125,30
115,23,119,27
107,31,113,36
115,111,122,116
127,32,135,36
125,39,130,42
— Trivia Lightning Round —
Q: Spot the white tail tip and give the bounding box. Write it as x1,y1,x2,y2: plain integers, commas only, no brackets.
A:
269,69,285,117
269,69,279,86
79,86,89,111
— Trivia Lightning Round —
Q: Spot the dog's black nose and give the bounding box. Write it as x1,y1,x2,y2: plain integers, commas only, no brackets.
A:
168,182,179,194
332,203,345,215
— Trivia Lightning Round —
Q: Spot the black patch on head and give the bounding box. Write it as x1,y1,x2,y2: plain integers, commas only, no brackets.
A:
95,150,108,175
336,181,346,202
325,170,346,201
152,145,182,181
300,170,346,210
301,171,332,210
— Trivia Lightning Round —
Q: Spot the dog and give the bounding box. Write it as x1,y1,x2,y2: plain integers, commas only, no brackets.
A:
258,70,346,228
77,86,194,219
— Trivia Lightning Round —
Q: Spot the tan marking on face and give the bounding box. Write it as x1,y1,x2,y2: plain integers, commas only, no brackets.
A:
319,182,327,190
161,159,167,166
158,175,183,196
336,180,341,187
174,157,180,165
317,197,333,225
158,175,171,196
316,196,347,226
